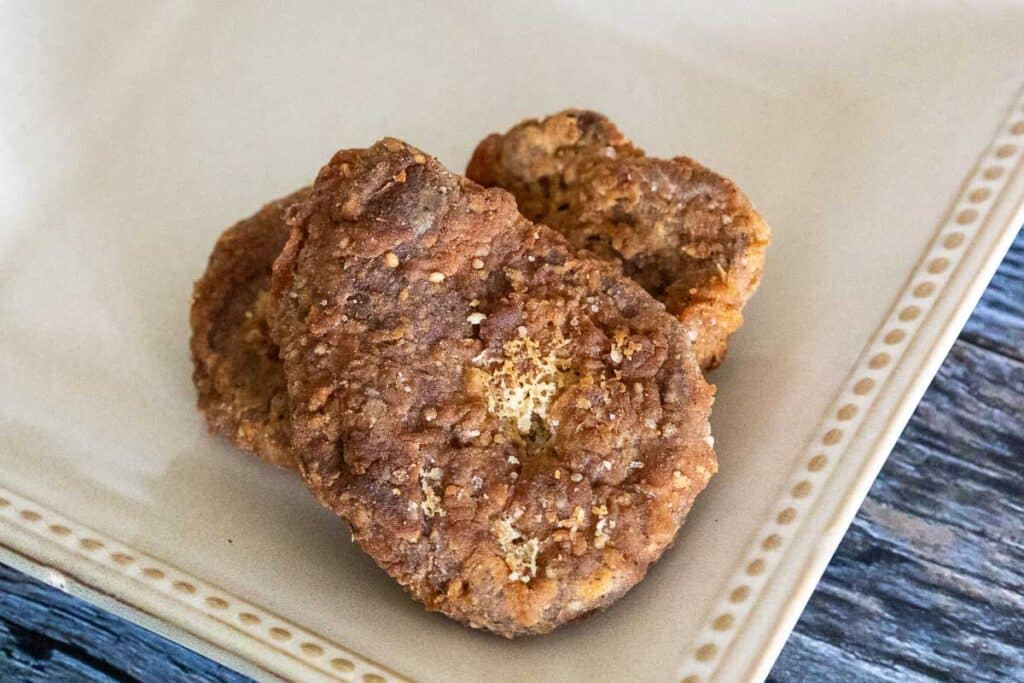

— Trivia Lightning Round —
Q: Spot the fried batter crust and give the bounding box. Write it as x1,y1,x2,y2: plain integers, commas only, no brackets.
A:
272,139,716,637
190,188,309,469
467,110,770,369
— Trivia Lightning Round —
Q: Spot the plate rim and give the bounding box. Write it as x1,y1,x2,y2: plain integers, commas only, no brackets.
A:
0,486,409,682
677,84,1024,682
1,87,1021,683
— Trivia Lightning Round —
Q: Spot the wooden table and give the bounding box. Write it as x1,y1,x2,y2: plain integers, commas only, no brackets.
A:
2,230,1021,682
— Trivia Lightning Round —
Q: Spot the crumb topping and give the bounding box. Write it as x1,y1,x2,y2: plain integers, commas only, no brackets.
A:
492,514,540,583
420,469,445,518
476,332,572,435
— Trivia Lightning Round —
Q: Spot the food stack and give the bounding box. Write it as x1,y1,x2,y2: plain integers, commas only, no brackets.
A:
189,110,769,637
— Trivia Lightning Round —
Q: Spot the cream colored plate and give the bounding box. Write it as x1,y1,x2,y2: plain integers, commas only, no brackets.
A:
2,3,1023,681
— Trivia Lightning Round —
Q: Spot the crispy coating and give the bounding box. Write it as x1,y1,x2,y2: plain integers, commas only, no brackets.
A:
190,189,309,469
467,110,770,369
272,139,716,637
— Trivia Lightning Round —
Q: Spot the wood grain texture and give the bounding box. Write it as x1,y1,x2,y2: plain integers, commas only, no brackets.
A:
0,230,1020,682
0,564,246,682
961,230,1024,363
771,228,1024,682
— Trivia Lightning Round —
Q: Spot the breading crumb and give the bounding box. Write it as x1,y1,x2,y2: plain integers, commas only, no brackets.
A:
477,332,571,435
420,475,445,518
493,517,539,583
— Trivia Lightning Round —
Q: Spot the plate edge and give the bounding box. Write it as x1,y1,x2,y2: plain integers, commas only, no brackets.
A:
0,488,411,683
676,85,1024,683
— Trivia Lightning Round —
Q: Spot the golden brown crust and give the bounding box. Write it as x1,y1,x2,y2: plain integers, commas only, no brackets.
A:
467,109,770,369
271,139,716,637
189,188,309,469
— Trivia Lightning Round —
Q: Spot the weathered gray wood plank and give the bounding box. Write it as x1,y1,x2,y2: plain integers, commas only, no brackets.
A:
770,342,1024,681
0,564,246,682
961,229,1024,363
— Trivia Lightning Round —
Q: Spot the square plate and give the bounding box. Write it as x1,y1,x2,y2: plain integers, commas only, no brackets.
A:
2,3,1022,681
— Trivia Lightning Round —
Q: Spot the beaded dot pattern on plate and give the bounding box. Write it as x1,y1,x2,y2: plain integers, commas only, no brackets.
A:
677,95,1024,683
0,486,399,682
